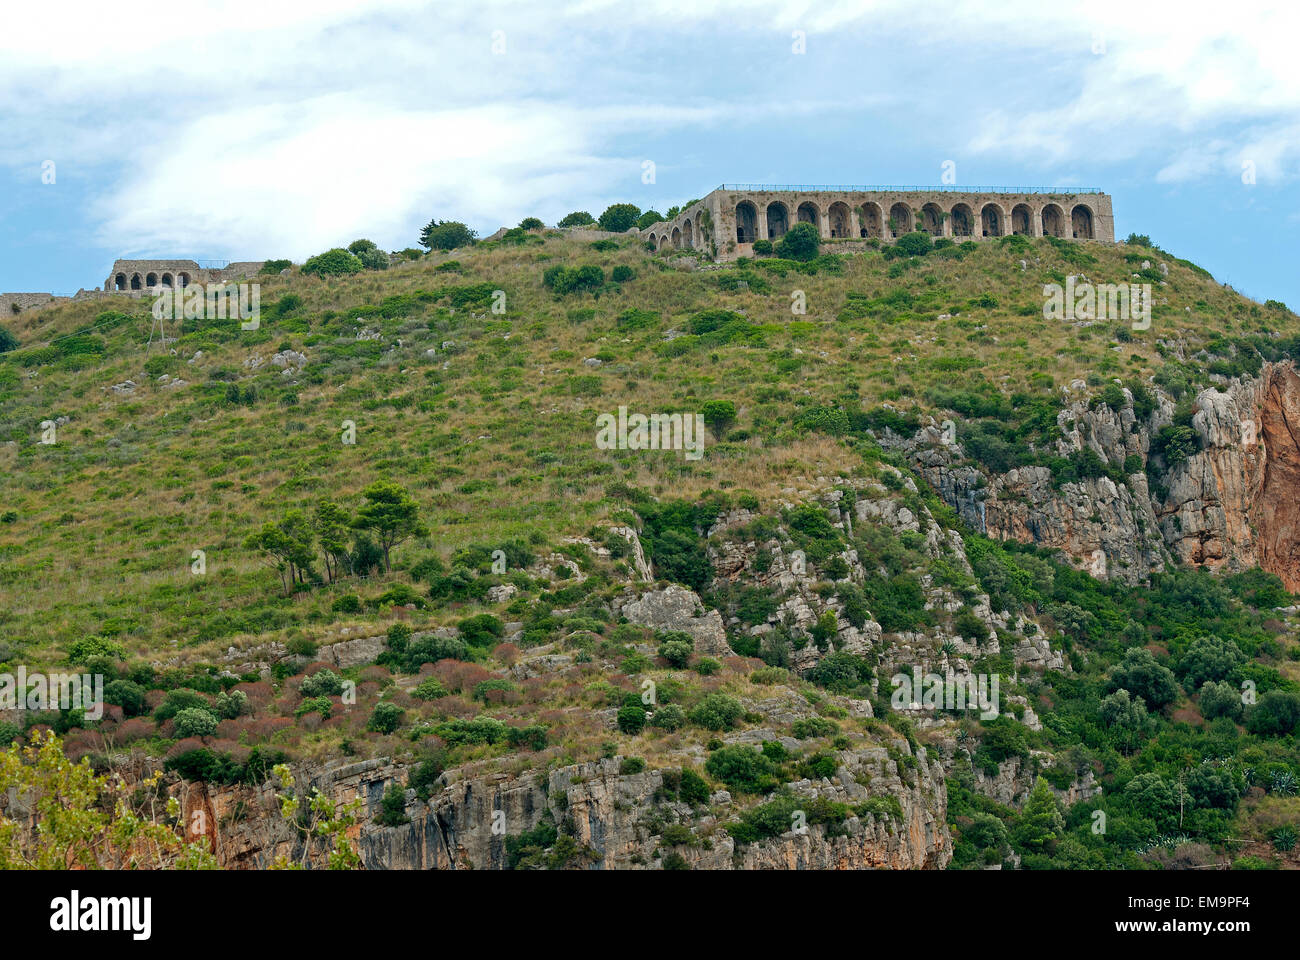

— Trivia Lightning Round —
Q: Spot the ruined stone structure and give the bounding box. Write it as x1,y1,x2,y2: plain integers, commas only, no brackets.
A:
643,184,1114,261
104,259,266,296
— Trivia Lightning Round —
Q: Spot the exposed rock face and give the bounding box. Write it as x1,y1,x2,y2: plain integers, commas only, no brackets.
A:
181,745,950,870
898,362,1300,591
617,584,731,657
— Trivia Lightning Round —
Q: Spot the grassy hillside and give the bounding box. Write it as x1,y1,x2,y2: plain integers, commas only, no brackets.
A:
1,230,1286,657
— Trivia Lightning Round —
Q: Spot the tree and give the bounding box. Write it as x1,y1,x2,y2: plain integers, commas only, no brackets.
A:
0,325,17,353
1108,648,1179,710
774,222,819,261
0,731,216,869
302,248,363,277
368,702,404,734
174,707,219,738
557,211,595,228
1013,776,1065,853
352,481,427,574
1198,679,1242,720
1177,635,1245,689
700,399,736,437
419,219,477,251
314,499,353,583
518,217,544,230
1247,690,1300,736
597,203,641,233
244,509,316,593
635,210,664,230
894,231,933,256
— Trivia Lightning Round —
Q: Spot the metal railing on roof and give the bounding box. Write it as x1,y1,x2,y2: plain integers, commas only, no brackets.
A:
717,183,1103,194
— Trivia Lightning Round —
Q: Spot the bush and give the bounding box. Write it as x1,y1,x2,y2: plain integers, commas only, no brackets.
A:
376,783,409,826
1108,648,1179,710
1247,690,1300,736
543,264,604,296
657,633,694,668
302,248,363,277
704,745,778,794
300,668,345,698
1198,680,1243,720
617,704,647,735
214,689,249,719
619,756,645,774
103,679,147,716
67,635,125,665
368,702,405,734
597,204,641,233
752,239,773,255
791,716,839,739
774,222,819,261
413,677,448,701
154,689,210,723
689,693,744,731
700,399,737,437
332,594,362,613
610,265,635,283
649,703,686,731
0,325,19,352
894,231,933,256
173,707,219,738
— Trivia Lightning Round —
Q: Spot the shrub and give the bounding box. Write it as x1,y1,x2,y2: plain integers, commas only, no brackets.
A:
774,222,819,261
302,248,363,277
620,756,645,775
657,635,694,668
689,693,744,731
376,783,409,826
67,635,125,665
173,707,219,738
617,704,647,735
700,399,737,437
368,702,405,734
610,265,636,283
518,217,544,230
332,594,362,613
300,669,344,698
295,696,331,720
214,689,249,720
1247,690,1300,736
154,689,210,723
752,239,773,255
412,678,448,701
649,703,686,731
1198,680,1243,720
1108,648,1179,710
680,767,711,804
791,716,839,739
704,745,778,794
543,264,604,296
103,680,147,717
894,232,933,256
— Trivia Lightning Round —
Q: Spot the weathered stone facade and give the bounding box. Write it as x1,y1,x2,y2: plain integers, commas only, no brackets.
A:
104,258,266,296
643,185,1114,261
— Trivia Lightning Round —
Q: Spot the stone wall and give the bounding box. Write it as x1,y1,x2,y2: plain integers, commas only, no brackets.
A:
105,258,266,295
643,186,1115,262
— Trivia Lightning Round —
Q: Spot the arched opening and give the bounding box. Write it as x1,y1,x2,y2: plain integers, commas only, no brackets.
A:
671,227,681,249
1071,204,1094,239
766,202,789,239
888,202,912,238
146,272,158,287
735,201,758,243
950,203,973,237
796,201,820,230
648,234,658,251
827,202,851,238
683,219,694,248
858,202,882,238
161,273,174,287
920,203,944,237
177,273,190,287
130,273,142,290
114,273,127,291
980,204,1003,237
1041,204,1065,238
1011,204,1032,235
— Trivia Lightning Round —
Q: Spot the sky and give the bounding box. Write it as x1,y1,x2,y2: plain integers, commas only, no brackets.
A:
1,0,1297,307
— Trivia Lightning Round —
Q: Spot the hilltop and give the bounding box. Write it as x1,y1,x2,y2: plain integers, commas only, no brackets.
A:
1,226,1299,870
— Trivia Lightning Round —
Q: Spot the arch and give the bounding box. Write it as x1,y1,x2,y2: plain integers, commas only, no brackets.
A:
950,203,973,237
1071,204,1094,239
735,201,758,243
980,203,1004,237
683,218,694,248
796,200,820,229
177,272,191,287
1011,204,1032,236
766,201,789,239
647,234,658,251
858,202,882,238
114,273,127,291
1041,204,1065,238
888,202,912,237
146,272,158,287
671,226,681,249
161,272,174,287
130,273,142,290
827,201,851,239
920,202,944,237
